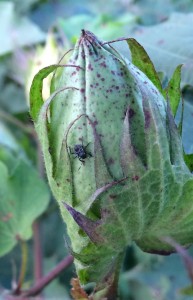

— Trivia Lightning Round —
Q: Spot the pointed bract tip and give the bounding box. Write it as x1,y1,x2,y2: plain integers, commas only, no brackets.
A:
81,29,86,36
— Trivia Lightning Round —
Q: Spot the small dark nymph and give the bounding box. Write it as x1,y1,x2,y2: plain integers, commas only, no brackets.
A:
69,141,92,164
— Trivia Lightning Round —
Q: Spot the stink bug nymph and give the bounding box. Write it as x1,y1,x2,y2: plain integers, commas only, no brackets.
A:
69,141,92,164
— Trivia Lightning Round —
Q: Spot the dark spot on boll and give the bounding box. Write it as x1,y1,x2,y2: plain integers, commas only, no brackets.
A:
71,71,76,76
132,175,139,181
151,88,158,95
144,81,148,84
109,194,117,200
144,109,151,128
88,63,94,71
157,39,165,45
111,70,115,75
93,120,98,126
115,86,120,90
100,61,107,68
108,158,114,165
81,53,86,59
101,78,105,81
48,147,52,154
94,58,101,63
97,73,101,78
101,208,111,218
128,108,135,118
80,88,85,93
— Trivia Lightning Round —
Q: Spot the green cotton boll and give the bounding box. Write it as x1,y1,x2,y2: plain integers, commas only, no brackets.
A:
30,30,193,286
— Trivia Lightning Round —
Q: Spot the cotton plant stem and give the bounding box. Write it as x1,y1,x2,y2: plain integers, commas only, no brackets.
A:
23,255,74,297
33,222,43,282
13,240,28,295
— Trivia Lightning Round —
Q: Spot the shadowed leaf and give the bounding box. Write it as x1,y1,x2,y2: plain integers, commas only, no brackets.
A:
0,147,49,256
184,154,193,172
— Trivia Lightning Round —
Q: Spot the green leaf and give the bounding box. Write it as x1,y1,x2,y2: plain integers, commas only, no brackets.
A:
184,154,193,173
120,245,191,300
179,92,193,154
165,64,182,116
0,147,50,257
0,2,45,56
13,0,39,14
116,13,193,88
0,121,20,151
127,38,163,94
0,83,28,114
30,65,60,122
180,285,193,295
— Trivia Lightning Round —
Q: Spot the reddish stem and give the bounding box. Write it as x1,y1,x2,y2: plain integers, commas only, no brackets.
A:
33,222,43,282
23,255,74,297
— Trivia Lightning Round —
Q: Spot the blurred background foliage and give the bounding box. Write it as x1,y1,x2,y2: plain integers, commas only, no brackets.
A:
0,0,193,299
